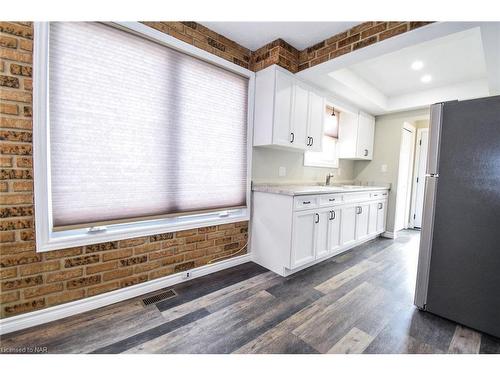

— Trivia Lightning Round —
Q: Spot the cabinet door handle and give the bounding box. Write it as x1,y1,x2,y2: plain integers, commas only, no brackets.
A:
290,132,295,143
329,198,336,202
302,201,311,205
364,149,368,156
356,206,362,214
332,210,336,220
378,203,383,210
306,136,312,146
315,213,320,223
310,137,314,146
328,210,333,220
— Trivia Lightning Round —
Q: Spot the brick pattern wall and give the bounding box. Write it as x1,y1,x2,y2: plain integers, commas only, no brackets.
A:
297,21,433,71
142,22,252,70
0,21,248,319
250,39,300,73
138,22,433,74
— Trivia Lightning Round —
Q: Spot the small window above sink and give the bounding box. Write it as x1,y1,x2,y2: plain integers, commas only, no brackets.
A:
304,104,340,168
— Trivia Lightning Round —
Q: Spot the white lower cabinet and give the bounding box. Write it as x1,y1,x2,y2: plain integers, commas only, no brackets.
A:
327,208,342,255
377,201,387,233
252,189,389,277
368,202,378,235
291,211,316,268
355,203,370,241
340,205,357,247
314,210,331,260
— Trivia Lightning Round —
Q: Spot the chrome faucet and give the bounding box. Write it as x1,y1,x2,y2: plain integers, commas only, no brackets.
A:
326,173,335,186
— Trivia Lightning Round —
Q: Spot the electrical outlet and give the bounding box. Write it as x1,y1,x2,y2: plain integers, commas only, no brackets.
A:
278,166,286,177
183,271,191,279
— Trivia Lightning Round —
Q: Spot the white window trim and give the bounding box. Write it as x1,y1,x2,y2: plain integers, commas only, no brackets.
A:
33,22,255,252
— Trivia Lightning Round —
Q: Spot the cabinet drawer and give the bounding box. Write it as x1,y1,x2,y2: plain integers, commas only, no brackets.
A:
319,194,343,207
294,196,318,210
343,192,371,203
370,191,388,199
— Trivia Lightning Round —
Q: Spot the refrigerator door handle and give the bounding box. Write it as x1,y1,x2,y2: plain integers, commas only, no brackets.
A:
414,175,438,309
427,103,444,175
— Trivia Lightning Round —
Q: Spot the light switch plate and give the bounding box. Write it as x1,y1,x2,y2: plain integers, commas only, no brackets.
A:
278,166,286,177
381,164,388,173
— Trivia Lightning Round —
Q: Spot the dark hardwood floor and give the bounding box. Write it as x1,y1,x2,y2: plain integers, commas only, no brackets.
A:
1,230,499,354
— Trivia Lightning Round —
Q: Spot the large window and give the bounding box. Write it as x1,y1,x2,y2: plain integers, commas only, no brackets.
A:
34,22,253,252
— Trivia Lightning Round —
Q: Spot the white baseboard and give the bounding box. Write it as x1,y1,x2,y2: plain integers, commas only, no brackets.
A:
0,254,252,335
382,231,397,239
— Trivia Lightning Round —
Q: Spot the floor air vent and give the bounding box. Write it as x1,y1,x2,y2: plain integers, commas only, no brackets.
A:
142,289,177,306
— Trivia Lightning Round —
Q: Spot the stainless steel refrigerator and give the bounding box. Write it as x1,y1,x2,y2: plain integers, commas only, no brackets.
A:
414,95,500,338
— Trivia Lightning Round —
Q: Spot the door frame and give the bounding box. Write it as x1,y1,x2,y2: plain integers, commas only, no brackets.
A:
394,122,416,231
409,127,429,228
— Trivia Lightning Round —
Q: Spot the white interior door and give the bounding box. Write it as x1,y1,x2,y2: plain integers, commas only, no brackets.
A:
394,124,415,231
412,129,429,228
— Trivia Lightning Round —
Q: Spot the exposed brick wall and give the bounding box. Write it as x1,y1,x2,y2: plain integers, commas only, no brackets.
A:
142,22,252,70
141,21,433,74
297,21,433,71
0,21,248,319
250,39,300,73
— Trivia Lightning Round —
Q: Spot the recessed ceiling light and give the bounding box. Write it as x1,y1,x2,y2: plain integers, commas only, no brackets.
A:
421,74,432,83
411,61,424,70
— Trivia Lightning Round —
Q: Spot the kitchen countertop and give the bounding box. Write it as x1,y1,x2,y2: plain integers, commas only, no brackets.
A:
252,183,390,196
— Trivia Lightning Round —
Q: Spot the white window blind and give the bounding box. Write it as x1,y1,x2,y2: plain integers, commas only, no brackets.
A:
48,22,248,229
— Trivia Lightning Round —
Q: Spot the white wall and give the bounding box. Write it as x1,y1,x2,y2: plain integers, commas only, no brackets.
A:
353,108,430,234
252,147,355,184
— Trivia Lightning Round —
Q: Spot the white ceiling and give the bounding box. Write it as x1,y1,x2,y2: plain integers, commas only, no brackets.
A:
200,22,360,51
348,27,487,97
297,22,500,115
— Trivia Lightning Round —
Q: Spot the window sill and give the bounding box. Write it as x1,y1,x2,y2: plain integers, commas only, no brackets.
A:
36,208,249,253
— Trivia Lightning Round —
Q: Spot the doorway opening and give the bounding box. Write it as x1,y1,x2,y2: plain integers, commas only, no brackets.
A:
409,127,430,228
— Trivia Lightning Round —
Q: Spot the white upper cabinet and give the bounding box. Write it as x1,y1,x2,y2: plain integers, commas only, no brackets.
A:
273,69,294,146
291,81,310,149
253,65,325,152
307,91,324,152
338,110,375,160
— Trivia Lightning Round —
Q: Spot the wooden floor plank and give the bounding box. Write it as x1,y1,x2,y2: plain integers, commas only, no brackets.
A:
91,308,210,354
161,271,280,322
314,260,379,294
448,326,482,354
293,282,391,353
327,327,374,354
125,290,275,353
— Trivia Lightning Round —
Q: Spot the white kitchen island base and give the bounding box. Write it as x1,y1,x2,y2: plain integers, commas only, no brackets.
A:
251,187,389,277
